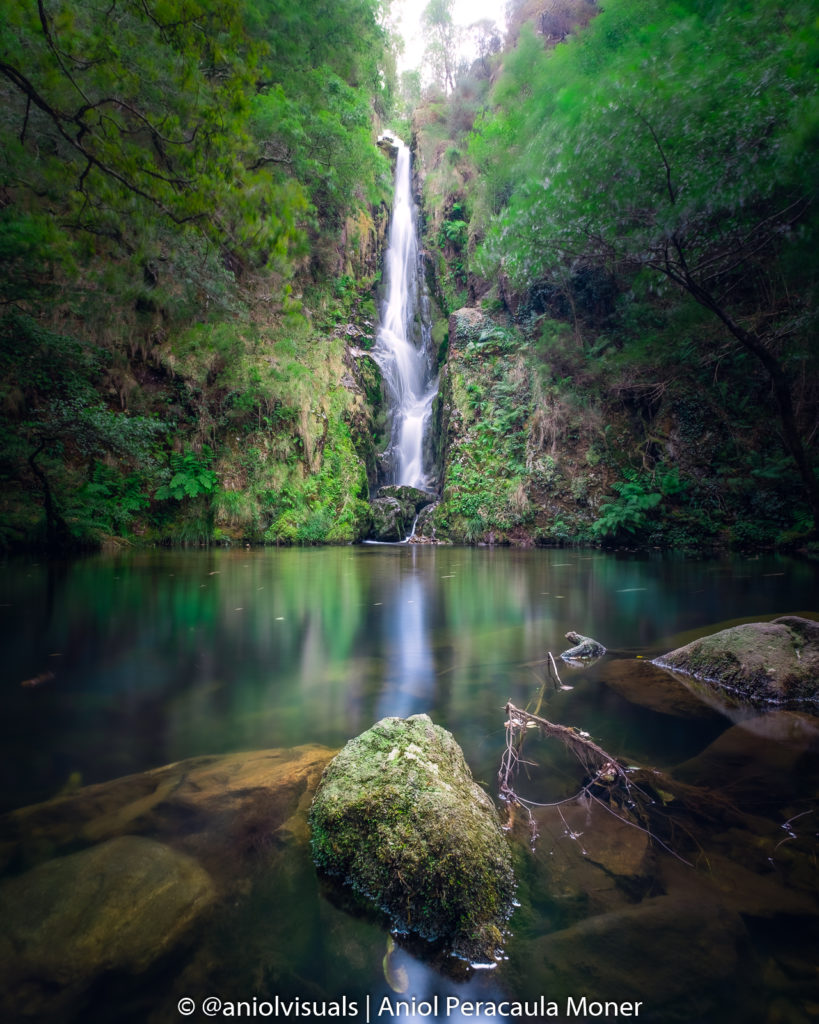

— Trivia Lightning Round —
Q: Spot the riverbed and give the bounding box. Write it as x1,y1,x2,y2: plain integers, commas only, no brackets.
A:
1,547,817,1023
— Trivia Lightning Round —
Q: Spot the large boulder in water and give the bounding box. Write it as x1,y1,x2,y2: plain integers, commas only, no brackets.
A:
377,485,437,516
412,501,440,542
654,616,819,710
368,486,438,541
309,714,515,963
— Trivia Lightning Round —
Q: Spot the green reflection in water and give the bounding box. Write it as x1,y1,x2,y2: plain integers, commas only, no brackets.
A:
1,547,818,1023
1,547,817,810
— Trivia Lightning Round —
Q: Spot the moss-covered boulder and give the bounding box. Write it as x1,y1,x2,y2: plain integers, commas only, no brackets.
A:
308,714,515,963
369,496,407,541
413,501,440,542
654,616,819,710
377,485,437,517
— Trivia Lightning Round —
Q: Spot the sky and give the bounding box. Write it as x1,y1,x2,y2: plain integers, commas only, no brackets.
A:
392,0,509,74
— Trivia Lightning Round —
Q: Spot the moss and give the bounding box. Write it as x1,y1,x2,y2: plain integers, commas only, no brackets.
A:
309,715,515,963
656,617,819,707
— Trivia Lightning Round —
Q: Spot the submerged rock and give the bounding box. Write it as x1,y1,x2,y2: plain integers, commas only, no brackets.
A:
674,711,819,813
0,745,334,882
506,894,749,1021
602,659,724,719
0,835,214,1020
309,714,515,963
655,616,819,709
560,630,607,661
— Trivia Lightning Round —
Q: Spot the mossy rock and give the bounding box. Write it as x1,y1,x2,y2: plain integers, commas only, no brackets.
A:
309,714,515,963
377,485,437,518
369,496,406,541
449,307,493,349
655,616,819,710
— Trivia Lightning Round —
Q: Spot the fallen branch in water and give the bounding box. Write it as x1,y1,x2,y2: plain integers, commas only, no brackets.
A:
499,697,694,865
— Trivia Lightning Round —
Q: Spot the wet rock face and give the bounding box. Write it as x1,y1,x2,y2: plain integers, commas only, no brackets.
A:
369,495,407,541
377,484,437,516
412,501,439,542
309,714,515,963
368,487,437,542
654,616,819,710
0,836,214,1020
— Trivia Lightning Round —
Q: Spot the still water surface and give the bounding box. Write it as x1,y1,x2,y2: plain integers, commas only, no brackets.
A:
1,547,817,1022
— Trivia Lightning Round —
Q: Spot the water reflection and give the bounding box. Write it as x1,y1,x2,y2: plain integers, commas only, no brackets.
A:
1,547,817,810
0,547,818,1023
375,563,436,721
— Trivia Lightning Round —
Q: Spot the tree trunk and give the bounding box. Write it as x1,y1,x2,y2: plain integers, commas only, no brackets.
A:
28,444,69,550
668,270,819,536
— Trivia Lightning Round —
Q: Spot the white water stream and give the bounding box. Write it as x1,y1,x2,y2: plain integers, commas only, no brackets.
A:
373,136,437,490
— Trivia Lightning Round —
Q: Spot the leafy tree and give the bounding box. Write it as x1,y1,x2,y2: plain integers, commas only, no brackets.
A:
472,0,819,530
423,0,460,93
1,1,259,239
0,314,162,547
468,19,502,77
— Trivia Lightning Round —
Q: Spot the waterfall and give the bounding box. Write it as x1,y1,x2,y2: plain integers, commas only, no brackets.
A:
373,136,437,491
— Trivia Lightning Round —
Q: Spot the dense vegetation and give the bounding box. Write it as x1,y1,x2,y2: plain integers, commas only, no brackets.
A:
1,0,816,553
0,0,393,548
416,0,818,550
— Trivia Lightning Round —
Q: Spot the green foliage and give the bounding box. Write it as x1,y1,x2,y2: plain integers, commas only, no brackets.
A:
591,477,663,541
438,344,536,540
0,0,393,304
474,0,818,289
449,0,819,542
72,466,151,538
155,448,218,502
0,313,164,546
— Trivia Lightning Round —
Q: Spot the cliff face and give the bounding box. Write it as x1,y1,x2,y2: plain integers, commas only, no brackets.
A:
424,292,811,551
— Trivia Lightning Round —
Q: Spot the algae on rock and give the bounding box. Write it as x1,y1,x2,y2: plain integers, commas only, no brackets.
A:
655,616,819,710
308,714,515,963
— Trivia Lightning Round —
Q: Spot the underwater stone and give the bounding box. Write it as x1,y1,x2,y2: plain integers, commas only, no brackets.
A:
0,835,214,1019
309,714,515,962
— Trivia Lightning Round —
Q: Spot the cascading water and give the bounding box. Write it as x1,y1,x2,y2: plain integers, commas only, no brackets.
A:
373,136,438,491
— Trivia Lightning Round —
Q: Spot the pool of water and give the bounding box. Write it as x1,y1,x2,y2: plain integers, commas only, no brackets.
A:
1,547,817,1023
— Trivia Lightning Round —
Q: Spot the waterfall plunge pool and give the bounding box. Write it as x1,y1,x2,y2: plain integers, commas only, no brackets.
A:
1,546,817,1023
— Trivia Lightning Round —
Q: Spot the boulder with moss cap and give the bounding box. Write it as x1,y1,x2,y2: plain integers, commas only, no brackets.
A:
654,616,819,710
308,714,515,963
